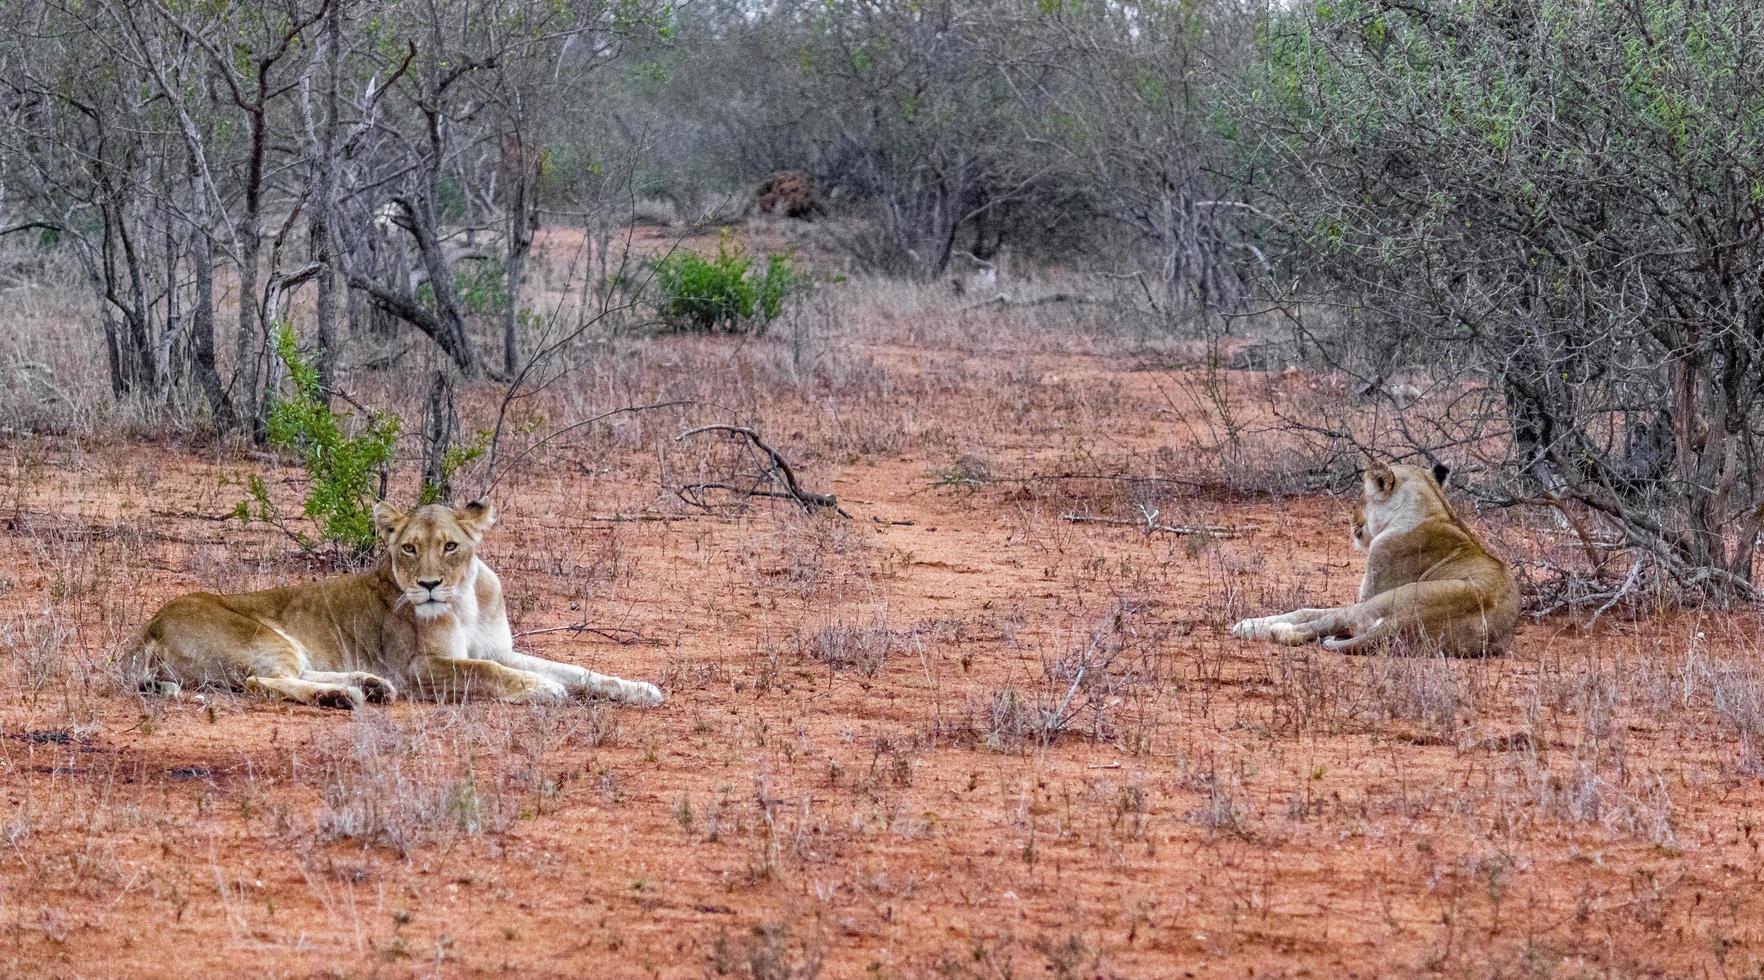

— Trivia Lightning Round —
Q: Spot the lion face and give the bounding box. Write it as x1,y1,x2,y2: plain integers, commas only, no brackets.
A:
372,500,497,618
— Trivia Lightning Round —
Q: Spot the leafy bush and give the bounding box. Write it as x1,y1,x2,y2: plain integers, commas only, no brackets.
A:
651,232,810,333
413,257,509,319
237,324,401,555
454,257,510,317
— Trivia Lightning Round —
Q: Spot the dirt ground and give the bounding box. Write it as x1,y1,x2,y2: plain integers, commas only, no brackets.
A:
4,248,1764,978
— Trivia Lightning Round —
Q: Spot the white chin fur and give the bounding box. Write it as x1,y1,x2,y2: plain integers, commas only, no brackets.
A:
413,602,450,620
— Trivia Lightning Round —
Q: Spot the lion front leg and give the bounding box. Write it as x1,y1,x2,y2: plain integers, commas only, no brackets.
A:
245,675,364,710
487,650,663,707
411,657,567,704
301,670,399,704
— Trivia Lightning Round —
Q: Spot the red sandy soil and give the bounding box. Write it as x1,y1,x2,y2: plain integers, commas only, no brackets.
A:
4,276,1764,979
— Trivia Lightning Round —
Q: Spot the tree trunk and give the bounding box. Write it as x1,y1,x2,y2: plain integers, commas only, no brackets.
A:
312,0,342,397
190,219,234,430
101,316,126,399
503,248,524,375
501,131,540,377
237,101,269,441
238,210,264,437
422,369,457,500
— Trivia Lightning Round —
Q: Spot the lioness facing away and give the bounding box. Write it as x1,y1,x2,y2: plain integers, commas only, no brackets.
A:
1230,460,1519,656
133,500,663,708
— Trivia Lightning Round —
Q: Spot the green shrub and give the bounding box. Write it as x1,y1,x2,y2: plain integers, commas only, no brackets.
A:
454,257,510,316
411,257,509,319
237,324,401,556
651,232,810,333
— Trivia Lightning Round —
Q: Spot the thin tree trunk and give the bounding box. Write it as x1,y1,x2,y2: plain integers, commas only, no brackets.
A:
101,316,126,399
190,158,234,430
422,369,457,500
114,197,157,394
312,0,342,396
160,216,179,395
238,210,263,436
237,100,269,440
503,133,532,376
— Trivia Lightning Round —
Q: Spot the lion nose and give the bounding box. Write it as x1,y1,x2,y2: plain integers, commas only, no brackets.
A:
418,578,442,591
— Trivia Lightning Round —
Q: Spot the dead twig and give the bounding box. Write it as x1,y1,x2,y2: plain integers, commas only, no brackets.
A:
920,471,1219,496
1062,506,1252,539
960,291,1110,313
150,508,243,522
1586,558,1649,628
513,622,661,645
675,424,850,518
574,513,697,524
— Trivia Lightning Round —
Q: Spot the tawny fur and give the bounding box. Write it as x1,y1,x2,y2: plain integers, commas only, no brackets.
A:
131,501,663,709
1230,461,1519,656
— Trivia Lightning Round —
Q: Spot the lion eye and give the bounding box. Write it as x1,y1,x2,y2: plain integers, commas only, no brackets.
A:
444,542,459,553
401,544,416,556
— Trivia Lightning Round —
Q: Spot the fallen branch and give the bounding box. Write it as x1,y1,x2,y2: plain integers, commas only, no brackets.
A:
573,513,697,525
513,622,661,645
676,424,850,518
1062,508,1252,539
921,471,1219,496
150,508,244,522
676,481,802,509
1586,558,1649,628
961,291,1111,313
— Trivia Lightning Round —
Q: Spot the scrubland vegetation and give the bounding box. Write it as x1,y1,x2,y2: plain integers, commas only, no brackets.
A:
3,0,1764,975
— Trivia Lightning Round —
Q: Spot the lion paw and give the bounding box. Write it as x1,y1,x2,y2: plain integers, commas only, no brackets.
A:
1230,618,1268,640
358,674,398,704
520,677,570,703
620,681,664,707
313,687,363,710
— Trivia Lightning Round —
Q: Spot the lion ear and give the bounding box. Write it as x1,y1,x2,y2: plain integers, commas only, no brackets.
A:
373,502,406,543
1364,458,1395,496
1431,462,1451,487
456,499,497,538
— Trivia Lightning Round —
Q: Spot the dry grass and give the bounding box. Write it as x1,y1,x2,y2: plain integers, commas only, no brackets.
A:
1,223,1762,976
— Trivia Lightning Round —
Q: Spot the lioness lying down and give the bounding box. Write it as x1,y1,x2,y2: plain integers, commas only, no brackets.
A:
133,500,662,708
1231,460,1519,656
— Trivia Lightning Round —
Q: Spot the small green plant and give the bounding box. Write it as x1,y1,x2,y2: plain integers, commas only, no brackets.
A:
420,428,492,505
650,231,811,333
411,258,510,318
454,257,510,316
237,323,400,555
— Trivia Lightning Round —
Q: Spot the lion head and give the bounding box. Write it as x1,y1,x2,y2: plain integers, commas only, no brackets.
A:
1359,459,1453,542
372,500,497,618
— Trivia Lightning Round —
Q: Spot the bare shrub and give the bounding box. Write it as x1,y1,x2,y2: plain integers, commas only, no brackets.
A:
797,614,924,677
708,922,824,980
946,601,1172,751
313,713,516,853
968,683,1070,751
1261,0,1764,602
1179,758,1249,836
